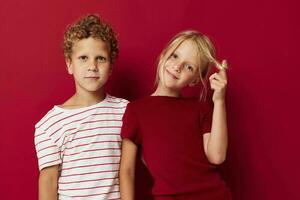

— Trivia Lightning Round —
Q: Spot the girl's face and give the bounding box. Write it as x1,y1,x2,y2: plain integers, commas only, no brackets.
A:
160,39,200,93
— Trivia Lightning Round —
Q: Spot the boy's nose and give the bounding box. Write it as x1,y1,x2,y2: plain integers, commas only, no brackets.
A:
88,61,98,71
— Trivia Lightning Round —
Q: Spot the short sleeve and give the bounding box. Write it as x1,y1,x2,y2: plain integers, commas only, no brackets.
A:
121,103,141,144
200,101,213,134
34,128,62,171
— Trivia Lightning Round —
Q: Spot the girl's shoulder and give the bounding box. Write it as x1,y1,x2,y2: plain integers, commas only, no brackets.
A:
126,96,151,108
127,96,208,109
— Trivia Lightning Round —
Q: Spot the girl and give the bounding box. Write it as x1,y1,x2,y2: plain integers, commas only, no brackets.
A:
120,31,231,200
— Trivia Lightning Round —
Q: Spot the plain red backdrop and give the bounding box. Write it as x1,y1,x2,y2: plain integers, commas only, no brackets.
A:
0,0,299,199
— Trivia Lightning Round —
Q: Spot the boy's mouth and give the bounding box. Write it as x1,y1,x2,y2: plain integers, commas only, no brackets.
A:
85,76,100,79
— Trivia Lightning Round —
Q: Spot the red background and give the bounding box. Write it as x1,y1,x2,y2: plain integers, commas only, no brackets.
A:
0,0,299,199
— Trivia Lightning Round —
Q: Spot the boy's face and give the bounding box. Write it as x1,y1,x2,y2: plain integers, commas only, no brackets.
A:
66,37,111,94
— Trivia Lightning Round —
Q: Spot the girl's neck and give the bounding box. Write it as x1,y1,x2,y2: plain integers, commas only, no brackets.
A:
152,83,181,97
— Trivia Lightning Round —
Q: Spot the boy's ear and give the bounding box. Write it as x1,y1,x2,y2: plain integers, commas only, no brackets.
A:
65,58,73,75
109,64,113,75
189,76,200,87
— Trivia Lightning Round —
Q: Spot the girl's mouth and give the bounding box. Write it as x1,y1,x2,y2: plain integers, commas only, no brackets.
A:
166,69,179,80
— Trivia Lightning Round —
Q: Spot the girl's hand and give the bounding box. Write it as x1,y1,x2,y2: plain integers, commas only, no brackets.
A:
209,60,228,104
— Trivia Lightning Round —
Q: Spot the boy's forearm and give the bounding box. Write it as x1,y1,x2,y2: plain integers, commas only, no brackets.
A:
39,178,58,200
39,167,59,200
207,101,228,164
120,170,135,200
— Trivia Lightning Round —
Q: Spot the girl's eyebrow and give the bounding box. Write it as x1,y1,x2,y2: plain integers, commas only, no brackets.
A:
175,50,198,66
173,50,180,55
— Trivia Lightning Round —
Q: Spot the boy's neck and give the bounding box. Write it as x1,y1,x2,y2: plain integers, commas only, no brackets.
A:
62,90,106,109
75,92,106,105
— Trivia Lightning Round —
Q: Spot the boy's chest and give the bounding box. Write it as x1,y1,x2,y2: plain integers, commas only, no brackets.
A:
61,113,123,157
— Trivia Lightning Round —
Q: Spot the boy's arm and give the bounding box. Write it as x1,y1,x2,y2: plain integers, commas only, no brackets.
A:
39,165,59,200
120,139,138,200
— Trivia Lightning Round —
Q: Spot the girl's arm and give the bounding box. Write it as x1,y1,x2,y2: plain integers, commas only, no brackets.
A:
120,139,138,200
203,69,228,165
39,165,59,200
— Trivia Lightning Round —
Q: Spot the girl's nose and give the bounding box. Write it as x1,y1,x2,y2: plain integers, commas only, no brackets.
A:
172,63,182,73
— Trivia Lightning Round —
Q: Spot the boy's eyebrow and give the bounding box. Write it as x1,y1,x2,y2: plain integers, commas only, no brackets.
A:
96,54,109,58
75,52,108,56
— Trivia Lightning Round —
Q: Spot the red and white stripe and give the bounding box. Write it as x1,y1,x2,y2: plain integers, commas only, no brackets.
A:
34,95,128,200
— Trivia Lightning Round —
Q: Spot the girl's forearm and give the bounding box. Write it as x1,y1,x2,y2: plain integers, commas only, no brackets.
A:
120,169,135,200
207,101,228,164
120,139,137,200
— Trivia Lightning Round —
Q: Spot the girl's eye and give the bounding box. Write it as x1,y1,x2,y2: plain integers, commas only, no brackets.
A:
79,56,88,61
170,53,178,59
97,56,107,63
185,64,194,72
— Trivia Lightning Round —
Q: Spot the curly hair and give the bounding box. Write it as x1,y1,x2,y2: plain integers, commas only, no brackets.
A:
63,14,119,63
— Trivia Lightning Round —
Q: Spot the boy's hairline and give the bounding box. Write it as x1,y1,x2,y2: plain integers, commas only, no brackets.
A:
64,36,113,62
63,14,118,63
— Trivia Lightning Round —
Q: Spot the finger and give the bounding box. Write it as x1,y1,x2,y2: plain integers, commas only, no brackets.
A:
221,60,228,70
210,82,218,90
218,69,227,80
210,83,224,91
215,59,228,71
210,73,227,84
210,79,226,89
209,73,218,81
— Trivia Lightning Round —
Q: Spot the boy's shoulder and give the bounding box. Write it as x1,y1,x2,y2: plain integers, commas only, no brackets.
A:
35,95,128,131
34,106,65,131
106,94,129,106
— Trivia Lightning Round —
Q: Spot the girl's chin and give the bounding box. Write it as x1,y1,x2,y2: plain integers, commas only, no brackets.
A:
163,84,181,92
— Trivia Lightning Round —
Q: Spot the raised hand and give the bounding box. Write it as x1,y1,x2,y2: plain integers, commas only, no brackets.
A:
209,60,228,104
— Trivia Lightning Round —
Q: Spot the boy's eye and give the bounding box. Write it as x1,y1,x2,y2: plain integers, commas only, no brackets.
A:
96,56,107,63
79,56,88,61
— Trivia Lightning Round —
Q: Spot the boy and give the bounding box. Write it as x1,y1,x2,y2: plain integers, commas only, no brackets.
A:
34,14,128,199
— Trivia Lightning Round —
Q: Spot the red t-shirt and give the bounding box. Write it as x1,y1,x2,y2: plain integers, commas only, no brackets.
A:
121,96,230,199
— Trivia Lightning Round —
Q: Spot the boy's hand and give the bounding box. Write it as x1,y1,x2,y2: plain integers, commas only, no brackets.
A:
209,60,228,104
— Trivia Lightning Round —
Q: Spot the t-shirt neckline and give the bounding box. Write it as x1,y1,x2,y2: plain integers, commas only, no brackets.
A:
53,94,110,113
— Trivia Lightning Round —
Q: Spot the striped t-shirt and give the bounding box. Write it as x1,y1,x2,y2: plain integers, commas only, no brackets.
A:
34,94,128,200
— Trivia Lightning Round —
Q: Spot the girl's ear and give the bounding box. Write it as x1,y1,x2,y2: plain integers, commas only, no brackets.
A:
66,58,73,75
189,76,200,87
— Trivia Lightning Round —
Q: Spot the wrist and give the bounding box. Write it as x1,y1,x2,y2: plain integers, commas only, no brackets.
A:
213,99,226,106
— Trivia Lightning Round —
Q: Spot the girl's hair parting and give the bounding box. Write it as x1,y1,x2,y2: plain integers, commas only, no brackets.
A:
155,30,227,100
63,14,119,63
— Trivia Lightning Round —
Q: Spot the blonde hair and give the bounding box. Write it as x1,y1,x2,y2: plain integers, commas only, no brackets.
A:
155,30,226,100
